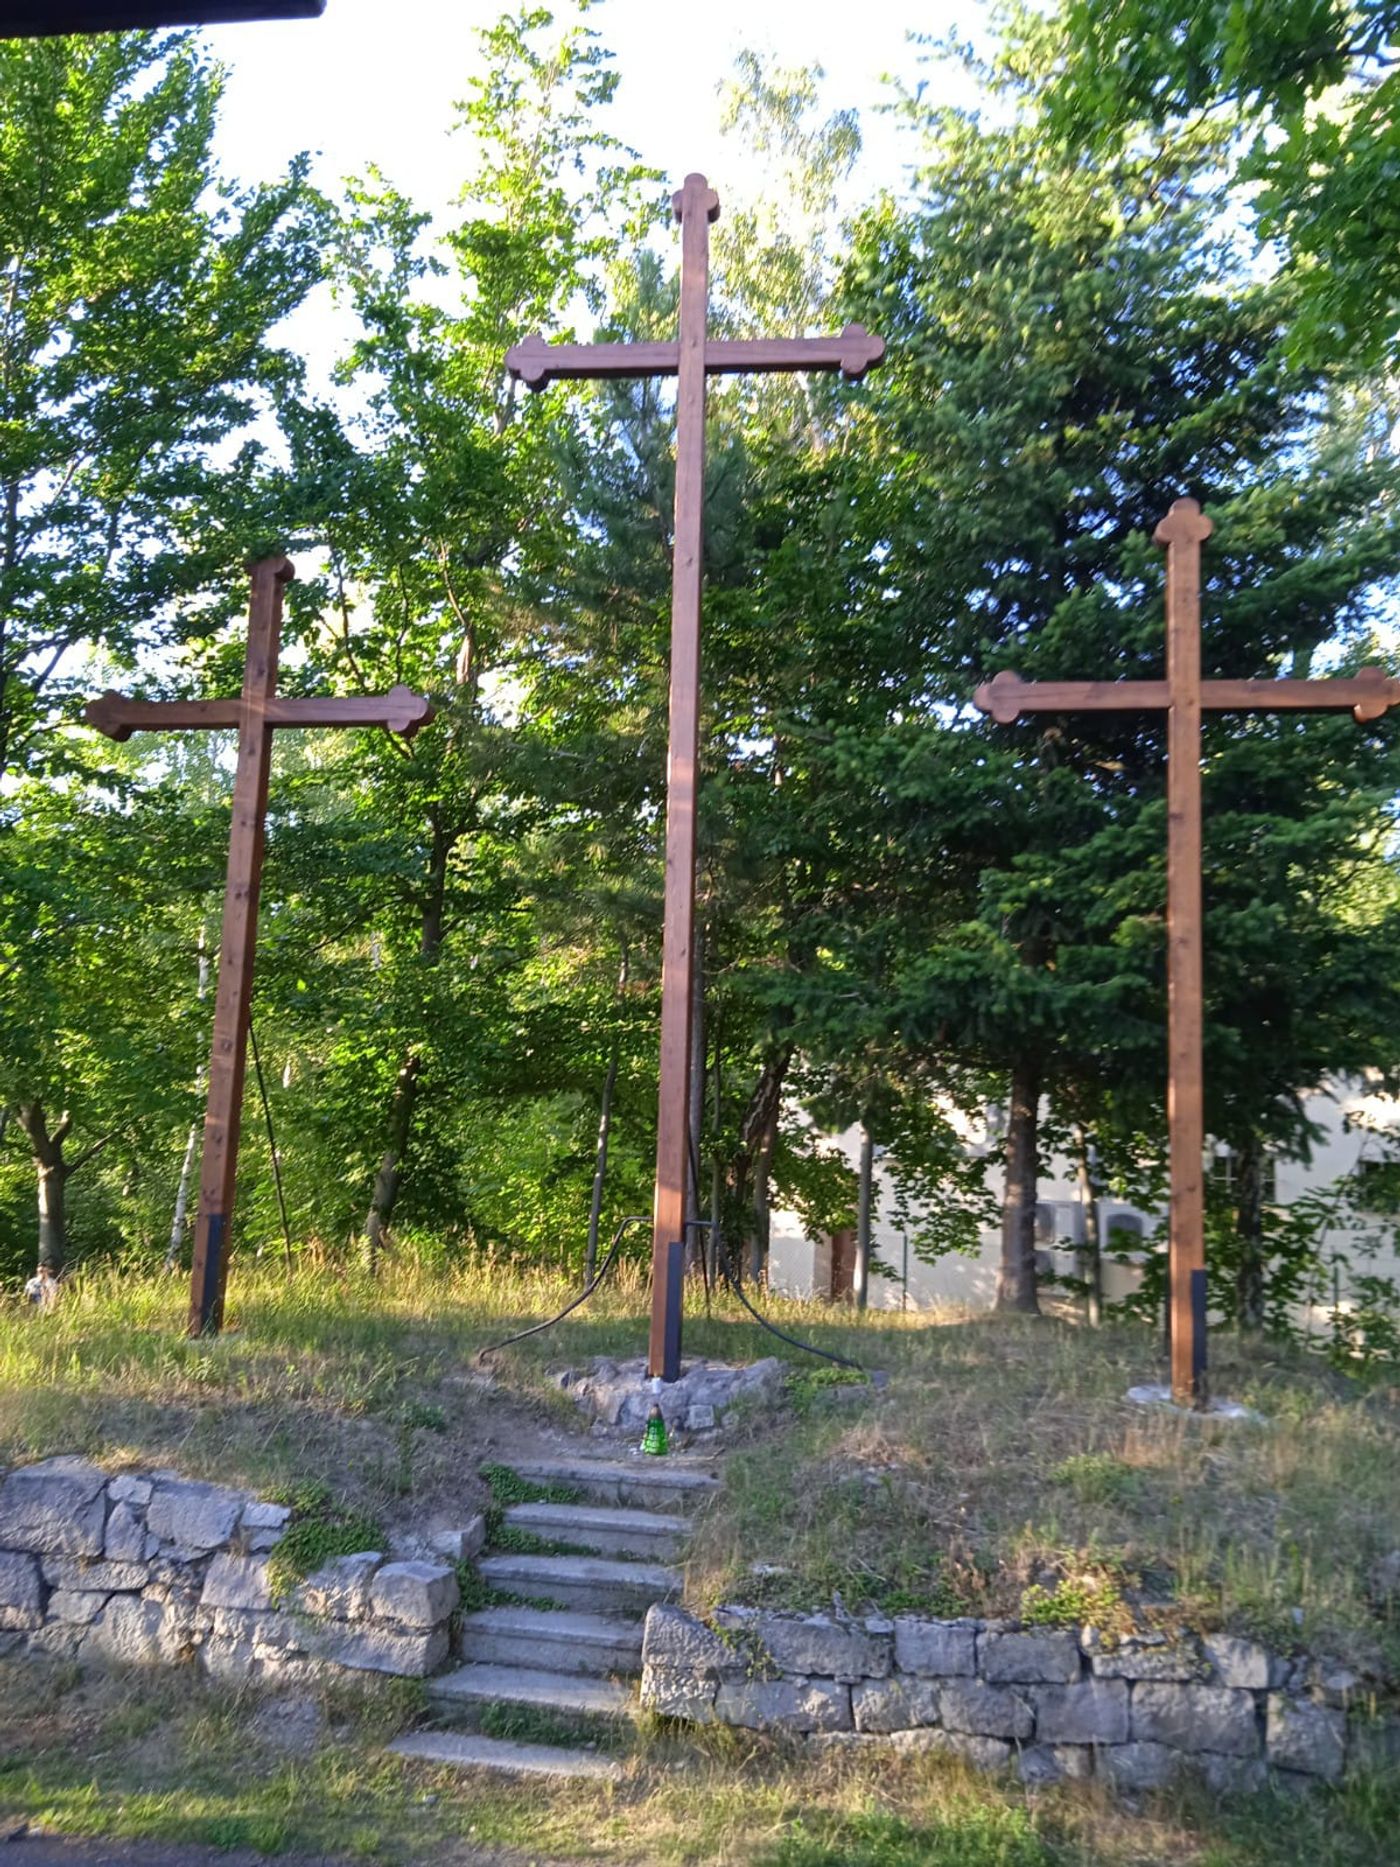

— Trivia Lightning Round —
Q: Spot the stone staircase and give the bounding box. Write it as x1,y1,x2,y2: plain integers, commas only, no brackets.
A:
388,1452,719,1782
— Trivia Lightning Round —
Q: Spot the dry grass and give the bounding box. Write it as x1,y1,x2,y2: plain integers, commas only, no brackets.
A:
2,1259,1398,1670
0,1652,1396,1866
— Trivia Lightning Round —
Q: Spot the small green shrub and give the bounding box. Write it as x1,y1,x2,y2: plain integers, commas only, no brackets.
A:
265,1490,383,1601
1049,1451,1140,1507
480,1461,581,1506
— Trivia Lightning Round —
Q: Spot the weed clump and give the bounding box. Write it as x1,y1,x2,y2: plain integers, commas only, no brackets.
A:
265,1482,383,1600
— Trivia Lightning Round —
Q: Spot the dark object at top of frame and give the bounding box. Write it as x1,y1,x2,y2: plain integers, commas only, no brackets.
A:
0,0,324,33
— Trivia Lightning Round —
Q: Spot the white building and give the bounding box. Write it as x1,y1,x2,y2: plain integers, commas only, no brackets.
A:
768,1078,1400,1325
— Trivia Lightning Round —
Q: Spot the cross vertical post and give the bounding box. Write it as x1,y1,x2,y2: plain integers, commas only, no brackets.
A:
649,175,719,1377
1158,499,1213,1401
506,172,884,1381
188,556,288,1336
973,496,1400,1405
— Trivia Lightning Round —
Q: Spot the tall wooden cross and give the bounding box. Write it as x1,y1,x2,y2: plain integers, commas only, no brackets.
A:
975,496,1400,1404
507,172,885,1379
86,556,434,1336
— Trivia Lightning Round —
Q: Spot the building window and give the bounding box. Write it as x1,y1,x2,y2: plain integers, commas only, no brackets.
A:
1208,1147,1277,1204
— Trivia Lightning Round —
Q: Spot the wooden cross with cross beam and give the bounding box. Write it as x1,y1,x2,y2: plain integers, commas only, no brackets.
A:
86,556,434,1336
975,496,1400,1405
508,172,885,1380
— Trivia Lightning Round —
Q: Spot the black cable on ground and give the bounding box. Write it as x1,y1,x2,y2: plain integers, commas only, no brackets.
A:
474,1213,650,1363
709,1220,866,1375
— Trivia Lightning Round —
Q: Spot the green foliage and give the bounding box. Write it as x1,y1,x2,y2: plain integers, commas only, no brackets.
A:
768,1805,1051,1867
480,1462,582,1506
264,1486,383,1600
1048,0,1400,370
1020,1567,1131,1634
1050,1453,1141,1509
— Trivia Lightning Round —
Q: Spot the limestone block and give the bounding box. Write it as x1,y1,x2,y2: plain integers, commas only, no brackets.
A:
1086,1630,1202,1682
1131,1683,1260,1757
1265,1695,1346,1782
201,1636,257,1684
202,1553,273,1612
87,1594,193,1667
26,1621,88,1661
979,1626,1081,1684
918,1730,1013,1772
1204,1634,1278,1691
851,1676,941,1734
41,1557,147,1593
104,1502,146,1564
1199,1753,1270,1795
0,1550,45,1629
145,1479,246,1553
714,1676,852,1733
47,1589,107,1625
427,1516,486,1564
108,1475,152,1507
1018,1744,1095,1786
294,1552,382,1620
1030,1679,1130,1745
643,1604,737,1677
322,1621,449,1677
640,1664,720,1721
0,1457,107,1556
369,1559,458,1629
240,1502,291,1554
1098,1741,1182,1791
938,1679,1034,1741
893,1616,979,1678
716,1607,892,1681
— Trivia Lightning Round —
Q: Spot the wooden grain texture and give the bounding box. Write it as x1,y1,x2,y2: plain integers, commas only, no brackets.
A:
86,568,434,1337
508,172,883,1380
507,324,884,388
648,174,718,1380
973,496,1400,1407
188,556,290,1336
1156,496,1212,1406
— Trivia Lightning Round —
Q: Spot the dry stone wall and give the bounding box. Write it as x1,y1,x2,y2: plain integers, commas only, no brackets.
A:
0,1457,459,1683
643,1604,1396,1791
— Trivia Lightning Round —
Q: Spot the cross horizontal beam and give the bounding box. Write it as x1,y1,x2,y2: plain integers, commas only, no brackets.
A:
85,683,434,743
507,323,885,390
976,665,1400,726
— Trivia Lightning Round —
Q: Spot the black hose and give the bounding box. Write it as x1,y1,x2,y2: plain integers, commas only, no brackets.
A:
474,1213,649,1362
707,1220,866,1375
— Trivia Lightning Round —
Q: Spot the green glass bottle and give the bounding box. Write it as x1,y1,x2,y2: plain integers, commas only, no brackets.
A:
641,1402,668,1457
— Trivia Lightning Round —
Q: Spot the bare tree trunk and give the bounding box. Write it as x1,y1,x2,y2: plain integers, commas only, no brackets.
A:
364,1055,421,1272
167,929,210,1270
16,1103,72,1276
585,953,628,1285
361,809,456,1258
996,1056,1041,1314
1235,1134,1266,1334
727,1047,792,1285
1073,1122,1103,1327
708,1034,723,1290
854,1121,875,1312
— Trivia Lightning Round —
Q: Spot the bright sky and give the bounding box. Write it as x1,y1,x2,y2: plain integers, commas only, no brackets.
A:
205,0,973,231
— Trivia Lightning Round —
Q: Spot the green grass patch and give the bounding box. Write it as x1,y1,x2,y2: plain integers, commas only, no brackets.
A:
263,1482,382,1599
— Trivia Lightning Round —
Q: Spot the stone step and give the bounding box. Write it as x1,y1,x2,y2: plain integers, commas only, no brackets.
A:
429,1662,636,1723
478,1550,679,1617
389,1729,622,1782
502,1455,720,1512
504,1499,689,1560
459,1605,644,1677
